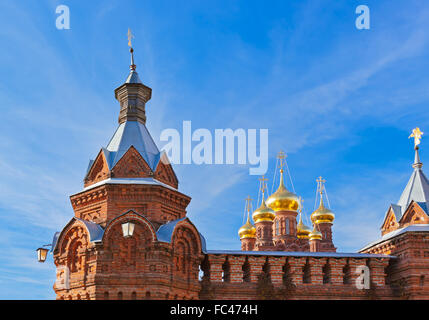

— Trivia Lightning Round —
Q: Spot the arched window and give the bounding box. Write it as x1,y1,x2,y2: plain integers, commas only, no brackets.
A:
145,291,151,300
103,292,109,300
117,292,123,300
131,292,137,300
275,219,280,235
285,219,290,235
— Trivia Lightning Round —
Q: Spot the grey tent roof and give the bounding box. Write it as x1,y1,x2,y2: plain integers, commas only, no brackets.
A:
397,164,429,216
105,120,161,171
125,69,142,84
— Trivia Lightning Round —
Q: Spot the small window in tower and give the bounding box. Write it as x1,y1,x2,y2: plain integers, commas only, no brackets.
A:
275,220,280,235
285,219,290,235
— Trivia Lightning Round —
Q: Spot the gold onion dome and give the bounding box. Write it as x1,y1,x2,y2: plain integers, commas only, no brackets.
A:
309,225,322,241
252,194,276,223
310,196,335,224
296,214,312,239
238,217,256,239
266,169,299,212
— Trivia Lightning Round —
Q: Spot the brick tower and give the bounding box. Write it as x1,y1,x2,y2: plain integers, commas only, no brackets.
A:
361,129,429,299
51,42,205,300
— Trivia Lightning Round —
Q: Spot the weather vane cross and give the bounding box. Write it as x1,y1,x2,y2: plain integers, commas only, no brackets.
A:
127,28,135,48
409,127,424,148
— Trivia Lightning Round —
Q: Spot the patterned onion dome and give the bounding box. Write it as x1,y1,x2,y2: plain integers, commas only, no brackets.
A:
310,197,335,224
296,214,312,239
309,225,322,240
238,217,256,239
252,194,276,223
266,170,299,212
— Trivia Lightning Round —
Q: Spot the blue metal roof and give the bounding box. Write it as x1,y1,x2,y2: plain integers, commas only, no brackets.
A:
156,217,207,252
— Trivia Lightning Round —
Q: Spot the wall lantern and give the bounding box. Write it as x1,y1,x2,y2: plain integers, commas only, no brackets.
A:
122,221,135,238
36,247,50,263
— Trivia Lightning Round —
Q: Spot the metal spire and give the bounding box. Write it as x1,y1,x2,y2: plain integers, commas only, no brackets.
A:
128,28,136,70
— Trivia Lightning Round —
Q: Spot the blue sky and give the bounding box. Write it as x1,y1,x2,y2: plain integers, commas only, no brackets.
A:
1,0,429,299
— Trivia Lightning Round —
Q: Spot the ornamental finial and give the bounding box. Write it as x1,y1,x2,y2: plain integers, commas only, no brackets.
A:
409,127,424,149
410,127,424,169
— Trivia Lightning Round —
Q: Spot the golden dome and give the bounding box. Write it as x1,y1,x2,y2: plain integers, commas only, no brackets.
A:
238,217,256,239
266,170,299,212
296,213,312,239
252,194,276,223
309,225,322,241
310,197,335,224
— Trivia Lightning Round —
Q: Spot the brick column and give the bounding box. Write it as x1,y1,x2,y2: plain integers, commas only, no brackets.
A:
268,257,287,286
330,258,347,285
207,255,226,283
308,257,327,285
288,257,306,285
229,256,246,283
368,258,389,287
248,256,266,282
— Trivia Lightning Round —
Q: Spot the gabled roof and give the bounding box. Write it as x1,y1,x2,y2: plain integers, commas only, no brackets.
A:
381,203,402,228
105,120,161,171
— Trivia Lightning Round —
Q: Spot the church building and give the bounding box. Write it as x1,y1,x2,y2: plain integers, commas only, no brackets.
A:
37,41,429,300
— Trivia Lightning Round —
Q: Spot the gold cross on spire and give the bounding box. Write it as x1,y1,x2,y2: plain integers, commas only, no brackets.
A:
409,127,424,149
277,150,287,172
245,195,253,213
316,176,326,195
127,28,134,48
259,175,268,195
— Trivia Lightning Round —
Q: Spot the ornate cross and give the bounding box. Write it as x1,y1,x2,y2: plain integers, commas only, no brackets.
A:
277,150,287,171
259,175,268,195
245,195,253,213
316,176,326,194
409,127,424,148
